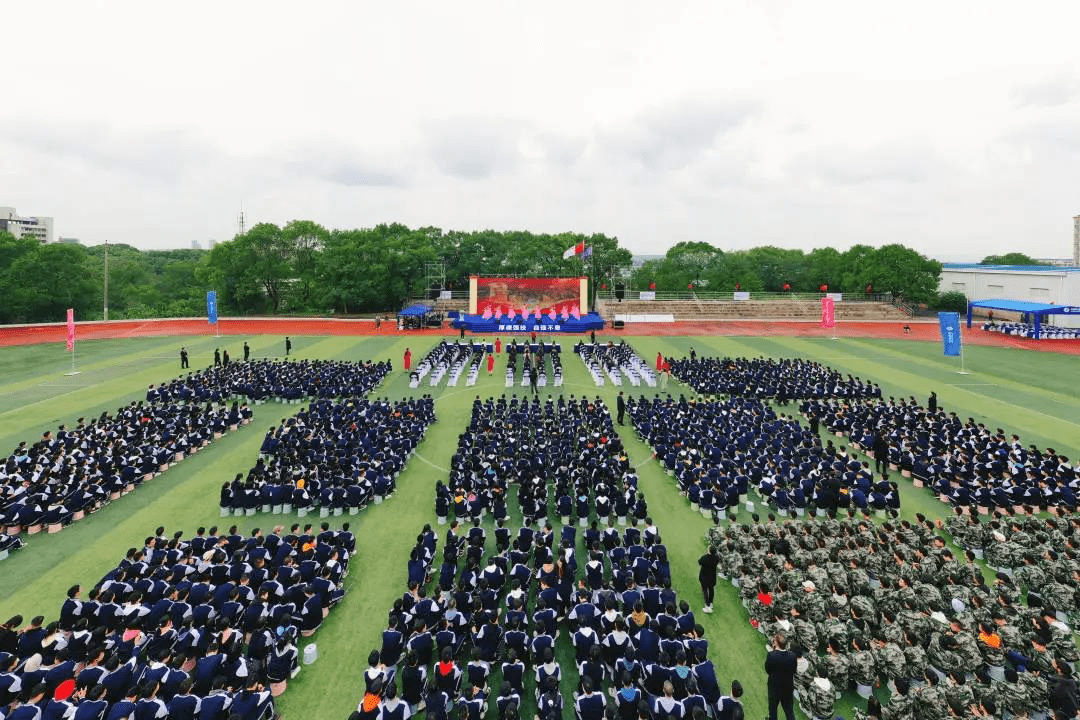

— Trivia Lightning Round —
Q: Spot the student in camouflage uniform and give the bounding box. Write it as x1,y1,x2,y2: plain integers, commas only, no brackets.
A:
800,666,835,720
912,670,949,720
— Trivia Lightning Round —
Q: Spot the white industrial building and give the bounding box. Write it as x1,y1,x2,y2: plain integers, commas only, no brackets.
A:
939,263,1080,328
0,206,54,244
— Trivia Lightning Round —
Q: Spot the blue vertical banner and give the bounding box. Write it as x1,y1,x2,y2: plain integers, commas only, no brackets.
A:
207,291,218,324
938,311,961,356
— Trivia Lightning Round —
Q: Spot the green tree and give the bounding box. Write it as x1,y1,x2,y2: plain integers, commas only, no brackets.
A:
4,243,98,322
979,253,1048,266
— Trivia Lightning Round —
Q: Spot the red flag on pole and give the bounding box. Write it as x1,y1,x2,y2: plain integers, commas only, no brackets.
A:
66,309,75,352
820,296,835,328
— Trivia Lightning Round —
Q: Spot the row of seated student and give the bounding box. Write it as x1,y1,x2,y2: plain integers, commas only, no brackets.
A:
0,522,354,720
352,522,745,720
706,513,1078,720
148,359,392,404
667,356,881,402
411,343,475,389
1,401,248,537
220,397,436,513
627,395,901,519
435,395,640,527
798,395,1079,510
574,342,655,388
982,321,1080,340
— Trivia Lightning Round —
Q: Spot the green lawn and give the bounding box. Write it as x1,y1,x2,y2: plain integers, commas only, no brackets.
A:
0,333,1076,720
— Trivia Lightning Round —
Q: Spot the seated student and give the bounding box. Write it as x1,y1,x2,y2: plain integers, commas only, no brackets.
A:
574,676,606,720
714,679,744,720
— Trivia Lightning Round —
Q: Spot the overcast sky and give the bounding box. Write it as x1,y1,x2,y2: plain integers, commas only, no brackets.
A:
3,1,1079,260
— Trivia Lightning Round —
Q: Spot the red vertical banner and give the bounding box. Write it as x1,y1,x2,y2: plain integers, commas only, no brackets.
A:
66,308,75,351
820,297,835,328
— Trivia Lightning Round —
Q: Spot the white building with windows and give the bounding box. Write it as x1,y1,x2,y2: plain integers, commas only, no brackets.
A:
0,206,54,244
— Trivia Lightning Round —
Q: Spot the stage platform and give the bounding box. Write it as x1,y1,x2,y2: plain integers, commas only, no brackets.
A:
452,312,605,333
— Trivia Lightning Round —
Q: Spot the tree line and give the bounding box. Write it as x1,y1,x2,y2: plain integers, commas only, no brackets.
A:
0,222,1022,324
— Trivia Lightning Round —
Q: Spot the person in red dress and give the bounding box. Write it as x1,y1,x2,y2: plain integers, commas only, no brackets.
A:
403,348,411,372
487,353,495,375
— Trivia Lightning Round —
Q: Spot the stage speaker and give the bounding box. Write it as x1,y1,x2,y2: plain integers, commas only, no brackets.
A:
613,320,625,329
615,285,625,301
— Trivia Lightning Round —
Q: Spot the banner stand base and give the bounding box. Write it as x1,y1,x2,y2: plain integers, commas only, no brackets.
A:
64,371,81,376
957,371,971,375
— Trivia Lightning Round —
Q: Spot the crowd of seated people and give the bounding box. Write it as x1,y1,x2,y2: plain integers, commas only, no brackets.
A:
221,397,436,516
0,522,355,720
351,520,745,720
669,357,881,402
574,342,655,388
944,507,1080,599
434,395,643,529
982,321,1080,340
707,513,1077,720
628,395,900,521
2,401,249,538
502,344,560,391
799,396,1080,511
149,359,392,404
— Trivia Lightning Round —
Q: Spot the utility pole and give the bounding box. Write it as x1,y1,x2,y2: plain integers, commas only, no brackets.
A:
103,240,109,321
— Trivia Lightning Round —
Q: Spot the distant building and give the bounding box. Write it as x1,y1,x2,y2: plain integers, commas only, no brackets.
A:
939,263,1080,328
58,236,81,244
0,206,54,244
191,240,202,250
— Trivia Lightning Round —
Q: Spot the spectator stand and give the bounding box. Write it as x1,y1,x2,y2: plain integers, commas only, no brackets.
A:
0,523,356,720
223,396,437,518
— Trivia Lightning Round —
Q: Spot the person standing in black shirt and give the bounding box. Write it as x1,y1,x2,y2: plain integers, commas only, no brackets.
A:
616,391,626,425
180,347,189,369
698,546,719,613
764,634,796,720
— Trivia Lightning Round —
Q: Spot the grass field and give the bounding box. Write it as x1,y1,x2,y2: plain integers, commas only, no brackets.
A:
0,331,1077,720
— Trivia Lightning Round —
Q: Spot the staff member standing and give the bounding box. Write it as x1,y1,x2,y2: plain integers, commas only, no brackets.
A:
764,634,796,720
698,546,719,613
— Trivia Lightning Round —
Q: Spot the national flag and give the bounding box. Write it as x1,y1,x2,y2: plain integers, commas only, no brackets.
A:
562,241,586,259
582,246,593,260
65,309,74,352
820,296,835,328
938,312,962,356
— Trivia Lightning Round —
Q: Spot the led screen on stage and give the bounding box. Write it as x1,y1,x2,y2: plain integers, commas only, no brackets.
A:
471,277,586,318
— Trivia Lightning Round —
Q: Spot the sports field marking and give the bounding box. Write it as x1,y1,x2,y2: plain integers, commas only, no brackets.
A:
946,383,1080,429
413,451,449,473
947,383,998,387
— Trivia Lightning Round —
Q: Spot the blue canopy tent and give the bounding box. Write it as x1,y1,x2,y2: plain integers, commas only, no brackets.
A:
397,303,437,329
967,299,1080,339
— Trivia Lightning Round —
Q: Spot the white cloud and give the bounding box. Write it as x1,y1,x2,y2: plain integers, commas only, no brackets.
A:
1,0,1079,260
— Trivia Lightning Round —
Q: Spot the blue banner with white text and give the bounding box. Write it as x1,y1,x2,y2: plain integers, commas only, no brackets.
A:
938,311,961,356
207,291,218,324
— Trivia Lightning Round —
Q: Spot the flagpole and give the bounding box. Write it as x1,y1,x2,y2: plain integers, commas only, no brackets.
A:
958,320,969,375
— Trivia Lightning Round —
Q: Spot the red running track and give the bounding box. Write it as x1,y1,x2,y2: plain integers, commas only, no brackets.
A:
1,317,1078,354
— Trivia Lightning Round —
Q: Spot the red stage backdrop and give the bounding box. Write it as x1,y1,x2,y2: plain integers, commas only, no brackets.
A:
471,276,586,317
